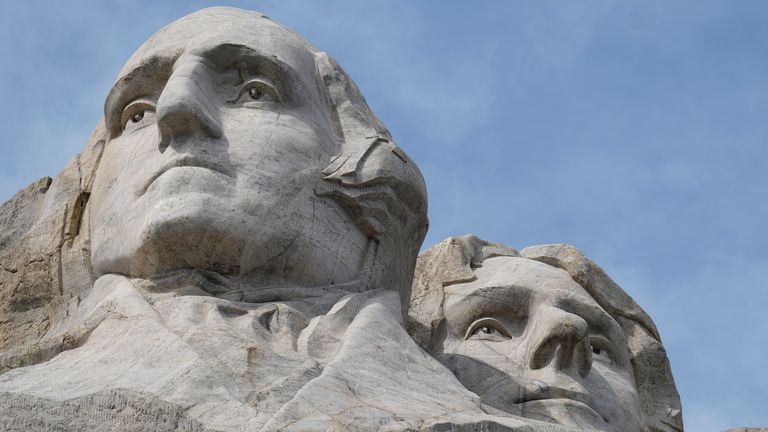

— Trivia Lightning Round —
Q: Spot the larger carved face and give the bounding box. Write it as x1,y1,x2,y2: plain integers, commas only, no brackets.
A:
437,257,646,431
89,9,368,285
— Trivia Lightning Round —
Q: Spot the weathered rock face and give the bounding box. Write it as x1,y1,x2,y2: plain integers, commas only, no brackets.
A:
0,123,105,373
408,236,684,432
0,6,686,432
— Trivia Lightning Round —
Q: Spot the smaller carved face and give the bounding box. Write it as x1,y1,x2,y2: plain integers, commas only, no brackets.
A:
437,257,645,431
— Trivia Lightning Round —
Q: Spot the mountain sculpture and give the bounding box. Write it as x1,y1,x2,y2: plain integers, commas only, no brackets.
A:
0,7,682,432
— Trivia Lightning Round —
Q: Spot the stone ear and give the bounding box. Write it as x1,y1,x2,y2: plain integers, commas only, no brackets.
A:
626,323,684,432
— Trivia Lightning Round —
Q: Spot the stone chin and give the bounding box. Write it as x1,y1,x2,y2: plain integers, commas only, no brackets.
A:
90,176,366,286
92,194,249,278
515,399,608,429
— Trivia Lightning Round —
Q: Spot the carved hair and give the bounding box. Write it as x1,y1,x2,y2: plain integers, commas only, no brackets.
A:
407,235,683,432
313,52,428,308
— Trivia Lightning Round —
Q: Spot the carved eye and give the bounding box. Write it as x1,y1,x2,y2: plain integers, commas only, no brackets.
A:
121,99,157,133
465,317,511,342
248,87,263,100
589,336,615,364
236,79,281,104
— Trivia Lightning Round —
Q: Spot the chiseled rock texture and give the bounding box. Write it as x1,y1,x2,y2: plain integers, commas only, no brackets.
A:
0,123,105,374
408,236,684,432
0,6,694,432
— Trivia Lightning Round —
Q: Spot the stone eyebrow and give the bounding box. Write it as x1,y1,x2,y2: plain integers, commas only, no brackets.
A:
104,45,298,138
447,284,532,319
104,55,175,138
458,285,625,345
198,43,296,99
461,284,529,303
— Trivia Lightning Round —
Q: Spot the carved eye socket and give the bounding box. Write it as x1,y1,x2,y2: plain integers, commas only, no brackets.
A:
465,317,511,341
121,99,157,133
589,336,615,364
236,79,281,104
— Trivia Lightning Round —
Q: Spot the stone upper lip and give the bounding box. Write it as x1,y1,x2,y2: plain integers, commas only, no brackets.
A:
141,155,234,196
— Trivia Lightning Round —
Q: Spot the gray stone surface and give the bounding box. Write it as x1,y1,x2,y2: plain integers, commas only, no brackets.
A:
408,236,683,432
0,6,691,432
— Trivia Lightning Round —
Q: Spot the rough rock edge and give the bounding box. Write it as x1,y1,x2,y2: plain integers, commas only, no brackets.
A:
0,390,214,432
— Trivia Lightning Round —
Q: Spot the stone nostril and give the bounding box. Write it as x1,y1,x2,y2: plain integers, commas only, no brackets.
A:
555,335,576,371
156,97,223,146
530,337,559,370
528,307,592,374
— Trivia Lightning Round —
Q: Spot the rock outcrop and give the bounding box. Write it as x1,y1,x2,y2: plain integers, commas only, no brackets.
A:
0,7,690,432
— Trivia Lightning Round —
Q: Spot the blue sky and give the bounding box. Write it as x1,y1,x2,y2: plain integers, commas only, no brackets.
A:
1,1,766,430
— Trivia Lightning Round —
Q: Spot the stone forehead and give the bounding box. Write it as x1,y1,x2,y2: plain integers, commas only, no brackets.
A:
450,256,592,300
118,7,319,80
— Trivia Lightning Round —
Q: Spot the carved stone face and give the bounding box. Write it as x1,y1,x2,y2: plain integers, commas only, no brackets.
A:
89,8,368,285
437,257,645,431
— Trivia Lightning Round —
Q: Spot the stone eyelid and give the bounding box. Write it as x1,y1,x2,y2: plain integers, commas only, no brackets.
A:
464,317,512,340
120,99,157,132
233,78,282,104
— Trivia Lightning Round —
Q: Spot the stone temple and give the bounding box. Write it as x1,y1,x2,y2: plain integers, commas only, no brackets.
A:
0,7,685,432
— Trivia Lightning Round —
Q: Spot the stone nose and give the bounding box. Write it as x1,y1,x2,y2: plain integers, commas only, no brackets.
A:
528,306,592,377
156,56,223,151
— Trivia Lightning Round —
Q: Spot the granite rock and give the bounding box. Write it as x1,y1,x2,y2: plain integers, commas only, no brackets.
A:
0,7,691,432
408,236,684,432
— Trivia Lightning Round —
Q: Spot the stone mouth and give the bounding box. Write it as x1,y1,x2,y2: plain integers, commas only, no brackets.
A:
140,155,234,196
515,385,606,422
